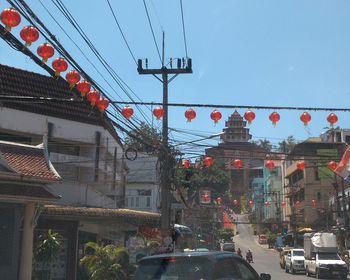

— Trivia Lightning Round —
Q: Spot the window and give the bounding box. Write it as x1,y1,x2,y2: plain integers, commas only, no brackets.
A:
126,189,152,209
213,257,240,279
234,259,259,280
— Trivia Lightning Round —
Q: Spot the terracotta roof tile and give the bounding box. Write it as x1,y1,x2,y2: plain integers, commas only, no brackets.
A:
0,64,121,144
0,141,60,180
43,205,160,226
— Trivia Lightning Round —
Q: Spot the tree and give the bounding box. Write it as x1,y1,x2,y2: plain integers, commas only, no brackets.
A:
135,232,161,257
252,139,273,152
34,229,62,280
79,242,131,280
123,122,161,153
277,136,297,153
215,227,234,242
174,162,230,202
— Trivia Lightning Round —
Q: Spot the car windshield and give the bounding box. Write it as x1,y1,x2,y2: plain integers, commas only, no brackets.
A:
318,253,340,260
133,256,210,280
293,251,304,256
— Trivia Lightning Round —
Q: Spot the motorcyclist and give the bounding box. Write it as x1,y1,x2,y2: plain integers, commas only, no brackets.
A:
246,249,253,263
236,248,242,257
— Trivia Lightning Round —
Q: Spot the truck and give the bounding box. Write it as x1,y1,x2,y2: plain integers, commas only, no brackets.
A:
304,232,348,279
284,248,305,274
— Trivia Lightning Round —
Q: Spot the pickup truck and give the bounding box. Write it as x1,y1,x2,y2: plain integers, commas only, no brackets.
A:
305,252,347,279
284,248,305,274
304,232,348,279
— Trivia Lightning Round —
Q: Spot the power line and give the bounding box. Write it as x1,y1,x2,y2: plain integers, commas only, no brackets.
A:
142,0,162,64
179,0,188,58
106,0,138,65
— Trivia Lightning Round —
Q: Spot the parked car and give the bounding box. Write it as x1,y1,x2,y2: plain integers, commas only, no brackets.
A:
222,242,235,252
279,248,291,269
258,234,267,244
284,248,305,274
132,251,271,280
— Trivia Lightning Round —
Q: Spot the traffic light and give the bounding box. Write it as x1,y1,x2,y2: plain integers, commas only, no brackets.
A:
197,233,201,238
283,227,287,235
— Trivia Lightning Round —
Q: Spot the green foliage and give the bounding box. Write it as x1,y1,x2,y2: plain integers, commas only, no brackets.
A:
266,231,277,247
252,139,273,152
124,122,161,153
277,136,297,153
135,232,161,256
34,229,62,280
34,229,62,266
79,242,131,280
175,162,230,195
215,227,234,242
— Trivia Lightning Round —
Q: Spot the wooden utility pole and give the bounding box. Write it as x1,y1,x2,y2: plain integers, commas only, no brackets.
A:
137,33,192,228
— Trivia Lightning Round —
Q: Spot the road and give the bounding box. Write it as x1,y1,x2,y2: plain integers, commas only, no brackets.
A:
232,214,347,280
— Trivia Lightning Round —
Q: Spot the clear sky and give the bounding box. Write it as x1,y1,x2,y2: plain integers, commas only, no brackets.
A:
1,0,350,159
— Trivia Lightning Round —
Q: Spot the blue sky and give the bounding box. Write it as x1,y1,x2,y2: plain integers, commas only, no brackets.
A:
1,0,350,158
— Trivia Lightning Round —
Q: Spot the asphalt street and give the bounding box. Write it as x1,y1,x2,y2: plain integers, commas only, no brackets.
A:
232,214,348,280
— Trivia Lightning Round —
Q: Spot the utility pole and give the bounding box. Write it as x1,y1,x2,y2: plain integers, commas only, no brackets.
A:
137,33,192,228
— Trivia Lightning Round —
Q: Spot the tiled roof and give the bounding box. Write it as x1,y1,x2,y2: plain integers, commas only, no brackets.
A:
0,183,59,200
0,141,60,181
43,205,160,226
0,64,121,144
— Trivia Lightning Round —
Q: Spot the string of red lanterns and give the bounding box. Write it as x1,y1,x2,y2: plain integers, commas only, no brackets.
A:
185,108,196,122
66,70,81,90
210,110,222,124
86,91,100,107
153,107,164,120
122,106,134,120
20,26,39,48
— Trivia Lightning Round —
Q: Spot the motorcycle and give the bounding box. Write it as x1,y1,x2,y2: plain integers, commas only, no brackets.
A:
246,254,253,263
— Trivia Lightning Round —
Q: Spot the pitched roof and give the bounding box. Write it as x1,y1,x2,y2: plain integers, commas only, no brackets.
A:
0,183,59,201
0,64,121,144
0,140,60,181
43,205,160,226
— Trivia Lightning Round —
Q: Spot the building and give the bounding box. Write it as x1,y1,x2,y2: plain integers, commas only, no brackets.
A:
0,140,60,280
206,110,267,209
0,64,160,279
284,137,346,231
125,153,160,213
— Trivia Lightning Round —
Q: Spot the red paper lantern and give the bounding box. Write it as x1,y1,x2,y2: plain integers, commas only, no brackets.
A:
281,201,286,207
185,108,196,122
234,159,242,168
218,205,223,211
296,201,300,206
86,90,100,107
265,160,275,169
297,161,306,170
153,107,164,120
37,43,54,64
233,199,238,205
20,26,39,48
203,194,210,201
210,110,222,124
65,70,81,89
244,110,255,124
217,197,222,204
1,8,21,33
249,201,254,207
122,106,134,120
312,200,316,206
52,58,68,77
264,201,269,207
76,81,91,98
96,98,109,113
300,112,311,126
269,112,280,126
327,113,338,127
328,161,337,170
203,157,213,166
182,160,190,168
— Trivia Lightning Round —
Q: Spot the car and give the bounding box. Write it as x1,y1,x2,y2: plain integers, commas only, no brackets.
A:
258,234,267,244
132,251,271,280
222,242,236,252
284,248,305,274
279,248,291,269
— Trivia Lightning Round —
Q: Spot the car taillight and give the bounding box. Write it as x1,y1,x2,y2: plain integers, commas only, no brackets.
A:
163,257,177,263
